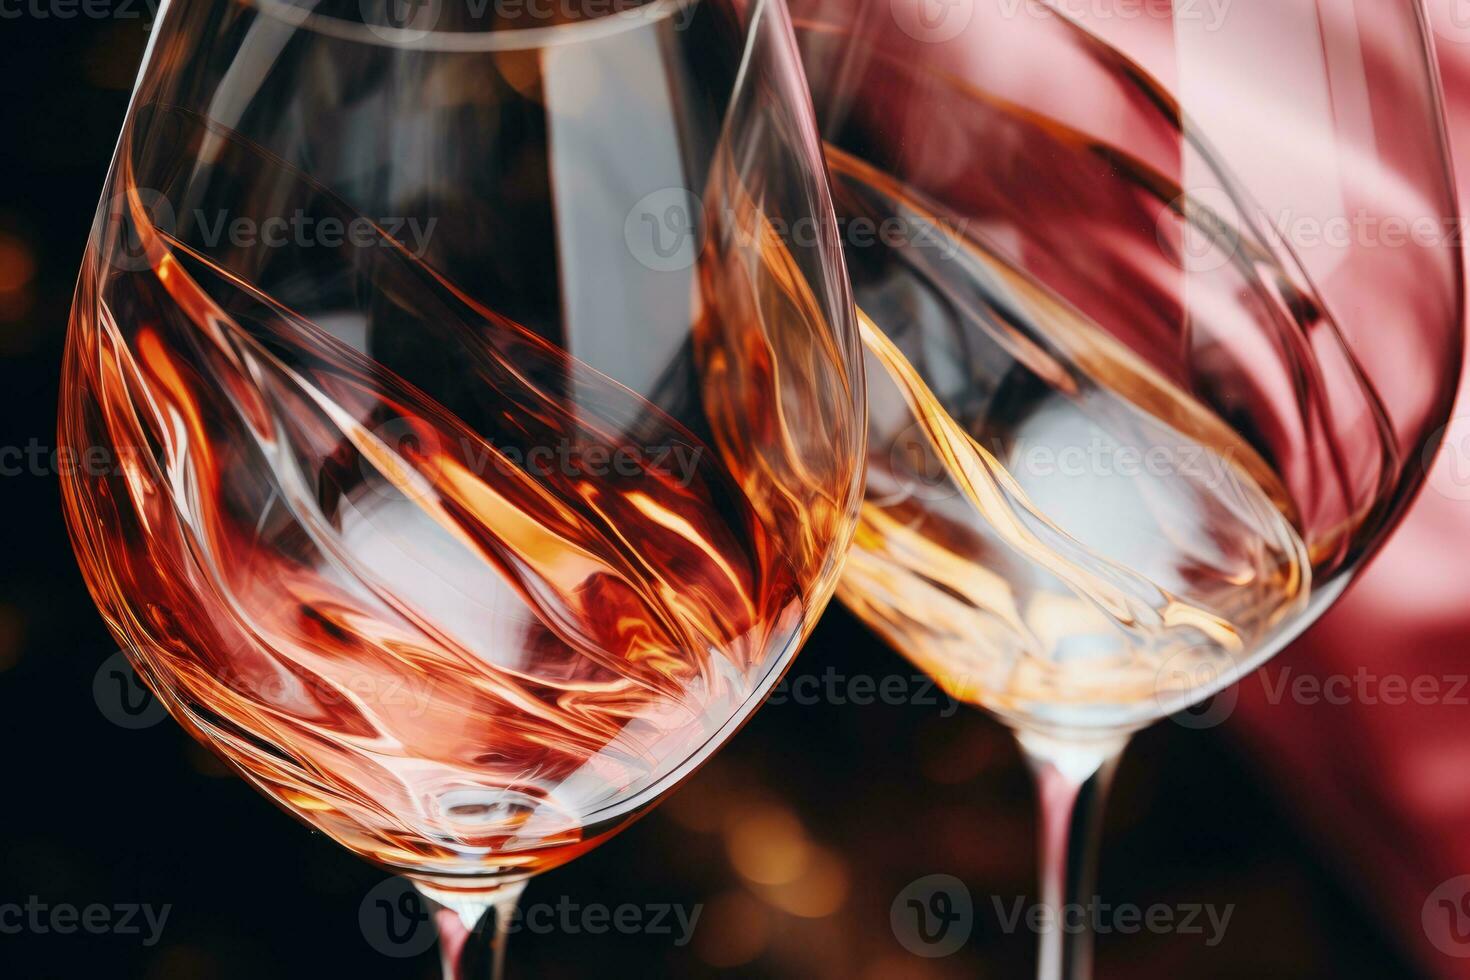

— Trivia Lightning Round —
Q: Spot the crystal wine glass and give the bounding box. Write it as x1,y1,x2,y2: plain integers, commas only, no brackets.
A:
58,0,865,975
790,0,1461,975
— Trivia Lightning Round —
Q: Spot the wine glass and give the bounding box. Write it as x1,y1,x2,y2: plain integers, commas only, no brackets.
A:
789,0,1462,976
58,0,865,975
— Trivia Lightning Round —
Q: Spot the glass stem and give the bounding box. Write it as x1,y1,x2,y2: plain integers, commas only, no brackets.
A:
1015,730,1129,980
415,879,527,980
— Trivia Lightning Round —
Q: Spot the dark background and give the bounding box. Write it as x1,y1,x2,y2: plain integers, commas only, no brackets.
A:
0,10,1428,979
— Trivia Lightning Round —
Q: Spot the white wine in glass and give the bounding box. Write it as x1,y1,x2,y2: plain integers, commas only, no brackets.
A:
794,0,1463,976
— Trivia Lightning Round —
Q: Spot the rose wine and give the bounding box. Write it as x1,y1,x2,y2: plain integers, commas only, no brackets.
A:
829,142,1392,732
61,104,858,883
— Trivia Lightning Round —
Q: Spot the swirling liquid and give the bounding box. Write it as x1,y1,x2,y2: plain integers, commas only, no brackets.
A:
786,0,1456,733
825,123,1395,733
60,105,860,883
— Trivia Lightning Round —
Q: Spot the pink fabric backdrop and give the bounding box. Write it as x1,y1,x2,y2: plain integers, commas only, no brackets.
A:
1226,7,1470,976
1068,4,1470,974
